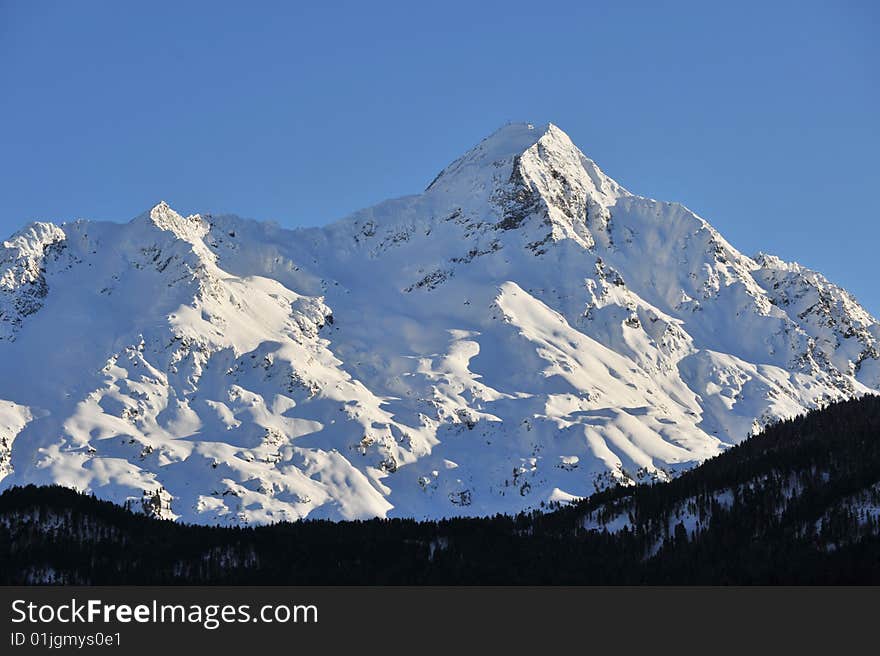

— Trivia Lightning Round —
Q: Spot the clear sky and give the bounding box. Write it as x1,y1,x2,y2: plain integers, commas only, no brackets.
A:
1,1,877,314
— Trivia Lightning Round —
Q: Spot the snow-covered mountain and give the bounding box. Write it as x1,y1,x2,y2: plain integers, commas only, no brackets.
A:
1,122,878,524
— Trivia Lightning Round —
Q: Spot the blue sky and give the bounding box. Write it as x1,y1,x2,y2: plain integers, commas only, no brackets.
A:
1,1,877,313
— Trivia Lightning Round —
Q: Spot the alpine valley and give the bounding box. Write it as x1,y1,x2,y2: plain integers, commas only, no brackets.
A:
1,123,878,525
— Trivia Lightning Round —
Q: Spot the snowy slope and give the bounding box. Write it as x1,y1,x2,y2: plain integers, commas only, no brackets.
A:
1,122,877,524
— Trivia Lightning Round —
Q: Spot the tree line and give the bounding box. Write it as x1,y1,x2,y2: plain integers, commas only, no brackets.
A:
1,395,879,584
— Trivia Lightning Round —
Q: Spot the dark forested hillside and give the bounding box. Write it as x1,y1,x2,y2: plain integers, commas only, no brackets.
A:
2,396,879,584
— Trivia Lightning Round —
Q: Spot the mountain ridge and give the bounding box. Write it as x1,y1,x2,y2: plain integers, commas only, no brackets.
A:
1,122,877,524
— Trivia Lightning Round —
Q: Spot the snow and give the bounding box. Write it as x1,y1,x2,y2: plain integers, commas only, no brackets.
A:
0,122,877,524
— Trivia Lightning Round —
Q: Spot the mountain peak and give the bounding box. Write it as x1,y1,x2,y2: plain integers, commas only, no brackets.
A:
425,122,623,207
453,121,580,164
334,122,630,255
426,122,550,192
140,201,209,243
468,121,552,159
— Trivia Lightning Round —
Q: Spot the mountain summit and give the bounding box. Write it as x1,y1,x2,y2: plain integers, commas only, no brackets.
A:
1,123,877,524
